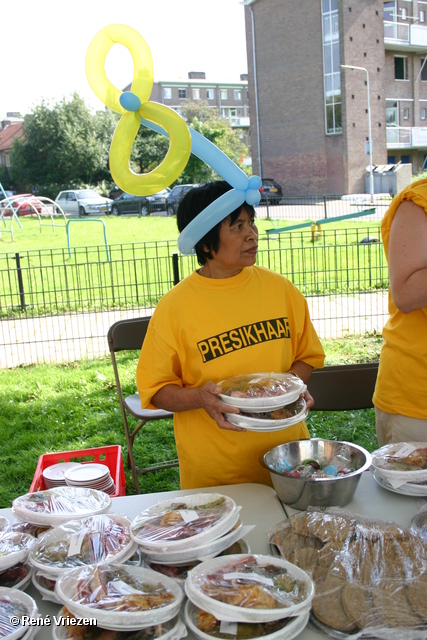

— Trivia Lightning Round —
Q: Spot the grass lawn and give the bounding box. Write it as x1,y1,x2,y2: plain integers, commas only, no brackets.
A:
0,333,383,508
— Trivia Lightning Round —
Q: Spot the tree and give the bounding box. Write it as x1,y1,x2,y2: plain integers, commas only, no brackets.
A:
10,93,117,198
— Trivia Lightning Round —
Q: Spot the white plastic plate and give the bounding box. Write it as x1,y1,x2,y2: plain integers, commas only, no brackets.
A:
225,400,307,431
218,373,306,412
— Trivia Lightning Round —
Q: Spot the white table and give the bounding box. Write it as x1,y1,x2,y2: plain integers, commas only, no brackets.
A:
0,475,423,639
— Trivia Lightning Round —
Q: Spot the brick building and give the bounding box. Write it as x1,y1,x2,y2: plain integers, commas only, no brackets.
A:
243,0,427,195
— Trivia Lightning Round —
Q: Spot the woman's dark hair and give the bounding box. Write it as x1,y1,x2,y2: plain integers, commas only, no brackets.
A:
177,181,256,265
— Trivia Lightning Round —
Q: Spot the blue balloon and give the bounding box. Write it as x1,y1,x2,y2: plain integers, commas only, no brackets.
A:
120,91,141,112
190,129,248,190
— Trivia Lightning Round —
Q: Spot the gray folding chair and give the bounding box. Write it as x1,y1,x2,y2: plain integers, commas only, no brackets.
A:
307,362,379,411
107,317,178,494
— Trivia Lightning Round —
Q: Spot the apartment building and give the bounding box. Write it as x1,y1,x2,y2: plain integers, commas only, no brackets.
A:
244,0,427,195
143,72,251,153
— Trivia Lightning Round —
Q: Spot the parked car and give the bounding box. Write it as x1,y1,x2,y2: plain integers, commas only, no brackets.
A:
259,178,283,204
55,189,112,216
0,193,43,216
165,184,195,216
109,192,151,217
108,185,123,200
146,188,170,212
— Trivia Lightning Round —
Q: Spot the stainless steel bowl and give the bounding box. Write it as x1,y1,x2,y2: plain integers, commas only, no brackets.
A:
260,439,372,510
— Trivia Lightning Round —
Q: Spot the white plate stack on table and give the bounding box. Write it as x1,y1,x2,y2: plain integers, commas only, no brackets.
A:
371,441,427,496
29,514,137,604
184,554,313,640
53,563,186,639
0,522,35,594
218,373,308,432
0,586,39,640
130,493,253,570
64,463,116,496
42,462,82,489
11,486,111,527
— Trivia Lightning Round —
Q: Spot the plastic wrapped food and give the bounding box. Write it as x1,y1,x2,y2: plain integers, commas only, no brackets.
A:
371,442,427,493
131,494,237,552
225,399,307,432
32,571,61,604
185,554,314,623
55,564,184,631
12,487,111,526
11,520,51,538
268,508,427,638
52,607,186,640
0,587,38,639
0,520,9,535
0,562,32,591
30,515,135,575
0,531,35,571
218,374,306,411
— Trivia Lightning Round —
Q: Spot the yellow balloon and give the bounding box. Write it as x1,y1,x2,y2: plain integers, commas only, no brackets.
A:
85,24,154,114
110,102,192,195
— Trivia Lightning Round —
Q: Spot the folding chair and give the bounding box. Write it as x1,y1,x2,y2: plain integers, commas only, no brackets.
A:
107,317,178,494
307,362,379,411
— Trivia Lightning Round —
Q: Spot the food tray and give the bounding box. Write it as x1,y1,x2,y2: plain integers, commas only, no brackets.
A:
371,442,427,488
52,608,187,640
12,486,111,526
225,399,307,431
185,600,310,640
30,445,125,497
29,514,136,575
218,373,306,412
0,532,35,571
185,554,314,623
0,587,38,640
131,493,237,552
0,562,33,591
55,563,184,631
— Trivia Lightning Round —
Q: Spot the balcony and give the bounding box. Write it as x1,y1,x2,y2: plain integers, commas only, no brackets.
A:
228,116,250,127
384,20,427,52
387,126,427,148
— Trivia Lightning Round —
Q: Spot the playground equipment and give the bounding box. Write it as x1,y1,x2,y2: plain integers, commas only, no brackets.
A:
266,206,377,239
0,186,67,241
66,218,110,261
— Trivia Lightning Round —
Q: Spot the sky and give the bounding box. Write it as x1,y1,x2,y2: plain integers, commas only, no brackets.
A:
3,0,248,119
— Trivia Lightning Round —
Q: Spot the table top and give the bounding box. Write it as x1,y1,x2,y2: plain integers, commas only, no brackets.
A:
0,473,423,639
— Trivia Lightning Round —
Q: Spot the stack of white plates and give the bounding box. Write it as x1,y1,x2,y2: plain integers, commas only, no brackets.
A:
371,441,427,496
130,493,247,566
64,463,116,495
0,587,39,640
42,462,82,489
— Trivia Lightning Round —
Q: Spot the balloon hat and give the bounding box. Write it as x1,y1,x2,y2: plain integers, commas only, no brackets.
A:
86,24,261,255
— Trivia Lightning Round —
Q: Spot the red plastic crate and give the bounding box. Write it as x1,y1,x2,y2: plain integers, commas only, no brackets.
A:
30,445,126,498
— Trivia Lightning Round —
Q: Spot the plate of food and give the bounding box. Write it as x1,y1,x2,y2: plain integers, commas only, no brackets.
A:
12,487,111,526
131,493,238,552
0,587,38,640
371,442,427,489
0,531,35,571
225,398,307,431
218,373,306,412
55,563,184,631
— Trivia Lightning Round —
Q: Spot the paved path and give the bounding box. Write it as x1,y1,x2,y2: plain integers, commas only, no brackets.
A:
0,292,389,369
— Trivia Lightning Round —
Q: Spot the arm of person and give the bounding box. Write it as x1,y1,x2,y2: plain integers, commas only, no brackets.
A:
288,360,315,410
151,382,246,433
388,199,427,314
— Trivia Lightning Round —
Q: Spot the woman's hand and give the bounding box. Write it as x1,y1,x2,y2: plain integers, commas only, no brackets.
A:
197,382,246,432
303,388,315,412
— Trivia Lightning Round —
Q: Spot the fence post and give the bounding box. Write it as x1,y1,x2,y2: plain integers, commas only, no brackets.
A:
323,195,328,218
172,252,180,285
15,252,26,310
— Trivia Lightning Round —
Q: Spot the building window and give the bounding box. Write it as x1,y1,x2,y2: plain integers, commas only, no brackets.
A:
403,107,409,120
388,155,396,164
386,101,398,126
220,89,228,100
421,58,427,81
163,88,172,100
193,88,200,100
234,90,242,100
401,155,410,163
322,0,341,133
421,108,426,120
421,10,426,22
178,89,186,99
206,89,214,100
394,57,407,80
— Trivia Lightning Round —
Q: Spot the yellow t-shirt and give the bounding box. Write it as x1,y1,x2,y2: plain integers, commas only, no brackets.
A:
373,179,427,418
137,265,325,488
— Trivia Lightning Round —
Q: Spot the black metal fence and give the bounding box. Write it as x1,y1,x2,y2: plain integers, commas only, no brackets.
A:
0,223,389,368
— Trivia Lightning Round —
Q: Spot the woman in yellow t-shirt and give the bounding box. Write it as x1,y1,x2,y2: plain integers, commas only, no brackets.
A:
373,179,427,445
137,181,325,489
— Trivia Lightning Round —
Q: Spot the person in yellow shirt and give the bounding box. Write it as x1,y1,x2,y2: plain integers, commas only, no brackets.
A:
137,181,325,488
373,179,427,445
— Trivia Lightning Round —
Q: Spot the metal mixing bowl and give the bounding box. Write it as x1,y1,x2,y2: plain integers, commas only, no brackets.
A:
260,439,372,510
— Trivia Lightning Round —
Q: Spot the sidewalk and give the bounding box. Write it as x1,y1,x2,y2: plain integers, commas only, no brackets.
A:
0,292,388,369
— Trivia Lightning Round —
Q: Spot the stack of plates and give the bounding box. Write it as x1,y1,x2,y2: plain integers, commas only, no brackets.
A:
131,493,247,566
64,463,116,495
0,587,39,640
42,462,81,489
371,441,427,496
218,373,307,432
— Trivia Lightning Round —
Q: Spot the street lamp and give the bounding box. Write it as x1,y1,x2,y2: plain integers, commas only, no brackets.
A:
340,64,374,203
